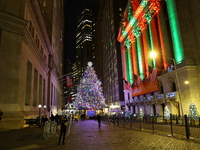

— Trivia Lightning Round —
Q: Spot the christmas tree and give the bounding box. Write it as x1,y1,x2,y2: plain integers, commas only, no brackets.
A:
164,106,170,120
138,108,144,119
74,62,105,110
189,102,198,120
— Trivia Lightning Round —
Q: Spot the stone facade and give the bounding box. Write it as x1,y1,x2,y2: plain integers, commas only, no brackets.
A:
119,0,200,119
0,0,64,130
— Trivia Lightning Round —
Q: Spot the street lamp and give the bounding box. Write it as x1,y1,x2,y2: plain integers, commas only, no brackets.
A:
43,105,47,115
38,104,42,126
184,81,189,84
150,52,184,124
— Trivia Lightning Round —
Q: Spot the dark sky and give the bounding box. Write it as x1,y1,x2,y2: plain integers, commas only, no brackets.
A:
64,0,99,64
64,0,88,63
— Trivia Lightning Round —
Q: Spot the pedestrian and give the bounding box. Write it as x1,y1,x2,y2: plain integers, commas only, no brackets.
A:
58,116,68,145
97,114,102,129
41,116,44,126
55,114,59,125
83,113,86,120
42,115,48,126
81,114,83,121
0,110,3,121
50,112,55,121
74,114,79,123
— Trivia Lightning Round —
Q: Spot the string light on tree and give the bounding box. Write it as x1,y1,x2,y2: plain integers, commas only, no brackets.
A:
138,108,144,119
189,102,198,120
164,106,170,120
74,62,105,110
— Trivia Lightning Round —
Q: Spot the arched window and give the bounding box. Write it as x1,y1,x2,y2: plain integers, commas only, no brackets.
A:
172,81,177,91
160,84,164,94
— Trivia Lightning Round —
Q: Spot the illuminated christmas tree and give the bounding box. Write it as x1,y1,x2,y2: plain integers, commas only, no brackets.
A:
189,102,198,120
74,62,105,110
164,106,170,120
138,108,144,119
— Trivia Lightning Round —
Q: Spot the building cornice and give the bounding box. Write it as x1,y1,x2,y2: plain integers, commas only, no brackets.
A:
0,11,28,35
23,29,49,74
26,0,53,55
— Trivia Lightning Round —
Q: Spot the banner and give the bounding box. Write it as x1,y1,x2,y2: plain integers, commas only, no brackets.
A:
132,80,158,97
68,95,72,103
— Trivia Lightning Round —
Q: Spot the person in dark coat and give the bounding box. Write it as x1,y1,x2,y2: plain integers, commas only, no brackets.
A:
58,116,68,145
42,115,48,126
50,113,55,121
97,114,102,129
0,110,3,121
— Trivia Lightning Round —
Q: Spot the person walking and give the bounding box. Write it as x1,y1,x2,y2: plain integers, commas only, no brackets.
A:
0,110,3,121
97,114,102,129
58,116,68,145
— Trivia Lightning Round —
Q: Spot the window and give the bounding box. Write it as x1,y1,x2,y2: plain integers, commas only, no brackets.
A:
33,69,38,106
39,75,43,104
0,28,2,46
43,0,46,7
172,81,176,92
25,61,32,105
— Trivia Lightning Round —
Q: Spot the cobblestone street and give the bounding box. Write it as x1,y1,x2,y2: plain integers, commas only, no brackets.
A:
37,120,200,150
1,119,200,150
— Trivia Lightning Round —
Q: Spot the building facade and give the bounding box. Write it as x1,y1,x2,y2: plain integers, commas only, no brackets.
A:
0,0,64,130
75,3,97,75
118,0,200,117
97,0,127,112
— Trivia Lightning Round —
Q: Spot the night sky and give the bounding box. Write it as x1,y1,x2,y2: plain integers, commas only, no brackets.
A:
64,0,82,63
64,0,99,65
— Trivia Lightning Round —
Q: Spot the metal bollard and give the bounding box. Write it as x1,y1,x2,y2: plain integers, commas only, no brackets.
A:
170,114,173,136
184,115,190,139
176,115,179,124
151,117,154,133
199,118,200,126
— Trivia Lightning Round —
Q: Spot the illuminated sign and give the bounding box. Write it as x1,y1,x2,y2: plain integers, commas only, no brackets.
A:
147,96,154,100
166,92,176,98
156,94,164,99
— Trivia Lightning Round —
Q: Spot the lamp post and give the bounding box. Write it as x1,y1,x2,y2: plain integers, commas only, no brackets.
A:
43,105,47,115
38,104,42,127
150,52,184,124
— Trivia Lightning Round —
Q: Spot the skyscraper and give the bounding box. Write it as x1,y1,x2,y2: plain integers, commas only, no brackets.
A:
76,3,97,73
74,1,98,94
95,0,128,111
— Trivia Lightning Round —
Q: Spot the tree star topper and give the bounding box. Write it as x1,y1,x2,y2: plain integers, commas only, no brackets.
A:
88,61,93,67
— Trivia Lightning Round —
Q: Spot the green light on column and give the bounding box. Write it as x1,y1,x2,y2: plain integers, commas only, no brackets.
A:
125,48,130,82
125,39,133,84
136,37,144,79
166,0,184,63
148,24,156,68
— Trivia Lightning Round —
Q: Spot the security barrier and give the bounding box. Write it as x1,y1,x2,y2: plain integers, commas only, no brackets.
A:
41,121,58,139
103,114,200,140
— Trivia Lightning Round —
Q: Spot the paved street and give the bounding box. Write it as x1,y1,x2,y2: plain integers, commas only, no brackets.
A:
1,119,200,150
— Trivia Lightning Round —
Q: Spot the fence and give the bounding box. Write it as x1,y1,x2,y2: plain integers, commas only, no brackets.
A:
102,114,200,140
41,121,58,139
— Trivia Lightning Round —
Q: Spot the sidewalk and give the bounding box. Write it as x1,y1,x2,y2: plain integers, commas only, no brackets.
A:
0,122,71,150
